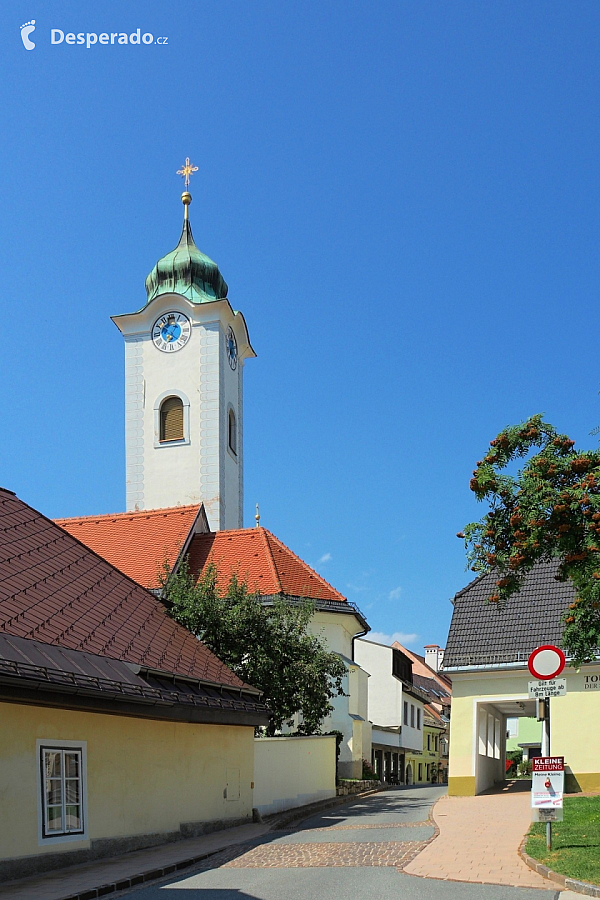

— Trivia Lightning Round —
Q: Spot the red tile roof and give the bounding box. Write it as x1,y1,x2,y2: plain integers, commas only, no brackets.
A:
188,528,347,602
56,507,347,603
0,489,242,688
56,505,203,589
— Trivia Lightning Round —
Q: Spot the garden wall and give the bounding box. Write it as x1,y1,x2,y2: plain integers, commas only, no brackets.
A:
253,734,336,816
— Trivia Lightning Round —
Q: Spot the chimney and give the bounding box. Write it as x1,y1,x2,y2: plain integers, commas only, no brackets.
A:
424,644,444,673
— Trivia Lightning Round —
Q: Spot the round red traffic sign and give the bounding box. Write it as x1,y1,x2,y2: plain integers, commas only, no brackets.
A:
528,645,566,680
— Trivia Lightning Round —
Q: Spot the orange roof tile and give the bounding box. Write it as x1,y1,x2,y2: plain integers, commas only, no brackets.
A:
188,528,347,602
56,505,203,589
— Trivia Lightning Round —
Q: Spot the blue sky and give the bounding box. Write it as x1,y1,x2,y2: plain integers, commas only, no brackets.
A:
1,1,600,650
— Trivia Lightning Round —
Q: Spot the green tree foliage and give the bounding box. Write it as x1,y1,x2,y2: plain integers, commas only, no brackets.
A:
459,414,600,666
161,560,347,735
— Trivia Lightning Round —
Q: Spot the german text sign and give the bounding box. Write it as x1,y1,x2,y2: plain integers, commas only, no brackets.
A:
528,678,567,699
532,757,564,821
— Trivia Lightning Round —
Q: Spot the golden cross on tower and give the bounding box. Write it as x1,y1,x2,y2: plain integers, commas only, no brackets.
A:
177,157,199,189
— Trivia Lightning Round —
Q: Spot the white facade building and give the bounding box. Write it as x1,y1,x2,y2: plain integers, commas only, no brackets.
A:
112,193,254,529
309,609,371,780
354,637,428,783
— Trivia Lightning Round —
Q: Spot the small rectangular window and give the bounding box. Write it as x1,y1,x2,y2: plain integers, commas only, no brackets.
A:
403,701,408,725
418,763,423,781
41,747,84,838
417,708,421,730
427,734,431,750
410,704,415,727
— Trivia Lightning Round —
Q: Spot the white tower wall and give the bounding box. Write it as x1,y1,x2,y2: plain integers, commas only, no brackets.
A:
113,292,253,530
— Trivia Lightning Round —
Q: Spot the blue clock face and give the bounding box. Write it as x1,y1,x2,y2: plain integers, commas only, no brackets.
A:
226,326,238,370
152,312,191,352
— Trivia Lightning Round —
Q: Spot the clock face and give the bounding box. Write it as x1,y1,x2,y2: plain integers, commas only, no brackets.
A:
226,326,238,370
152,312,191,353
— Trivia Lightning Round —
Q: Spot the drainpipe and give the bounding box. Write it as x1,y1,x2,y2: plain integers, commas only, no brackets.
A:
352,628,369,661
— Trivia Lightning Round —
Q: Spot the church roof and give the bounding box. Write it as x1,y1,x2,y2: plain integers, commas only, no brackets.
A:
56,504,204,589
0,488,243,688
145,217,228,305
55,508,353,602
54,509,367,625
188,527,348,603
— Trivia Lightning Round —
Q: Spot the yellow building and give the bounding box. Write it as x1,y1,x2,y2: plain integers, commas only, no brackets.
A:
423,710,446,783
443,560,600,795
0,488,268,881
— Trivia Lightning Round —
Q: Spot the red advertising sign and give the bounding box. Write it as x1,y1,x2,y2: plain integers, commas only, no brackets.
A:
533,757,564,772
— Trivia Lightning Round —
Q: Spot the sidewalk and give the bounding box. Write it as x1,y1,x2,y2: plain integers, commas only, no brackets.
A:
404,781,556,889
1,787,386,900
0,821,271,900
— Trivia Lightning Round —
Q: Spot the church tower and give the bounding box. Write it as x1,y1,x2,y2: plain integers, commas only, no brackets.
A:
112,163,254,530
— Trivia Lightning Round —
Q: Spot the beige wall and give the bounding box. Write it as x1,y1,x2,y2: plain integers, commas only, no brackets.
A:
0,701,254,863
448,664,600,796
309,610,358,658
253,735,336,816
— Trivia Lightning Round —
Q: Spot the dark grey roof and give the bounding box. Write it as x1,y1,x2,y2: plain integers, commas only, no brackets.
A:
0,632,269,726
443,559,575,668
413,673,451,699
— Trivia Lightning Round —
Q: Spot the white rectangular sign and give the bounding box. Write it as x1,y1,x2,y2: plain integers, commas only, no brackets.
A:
528,678,566,699
532,757,564,814
532,807,564,822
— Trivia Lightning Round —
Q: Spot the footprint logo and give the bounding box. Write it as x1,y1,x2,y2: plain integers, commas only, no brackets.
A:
20,20,36,50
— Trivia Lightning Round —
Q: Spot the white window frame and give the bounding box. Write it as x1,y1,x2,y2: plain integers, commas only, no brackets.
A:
36,740,88,845
153,390,191,448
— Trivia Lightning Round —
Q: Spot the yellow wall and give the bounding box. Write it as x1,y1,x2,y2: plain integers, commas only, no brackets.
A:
447,665,600,795
0,702,254,862
253,735,336,815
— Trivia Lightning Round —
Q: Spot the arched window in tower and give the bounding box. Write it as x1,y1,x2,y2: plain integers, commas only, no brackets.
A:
228,408,237,456
159,396,184,443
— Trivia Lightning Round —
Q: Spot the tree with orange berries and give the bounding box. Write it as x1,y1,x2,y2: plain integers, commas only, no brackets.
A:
460,414,600,666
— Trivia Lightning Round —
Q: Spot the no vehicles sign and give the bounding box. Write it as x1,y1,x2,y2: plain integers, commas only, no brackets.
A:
532,757,564,822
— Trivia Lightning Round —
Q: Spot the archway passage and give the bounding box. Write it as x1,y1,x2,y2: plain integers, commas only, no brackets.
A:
475,698,538,794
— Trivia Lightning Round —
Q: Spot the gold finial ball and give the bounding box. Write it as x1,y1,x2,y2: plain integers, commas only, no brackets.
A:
181,191,192,206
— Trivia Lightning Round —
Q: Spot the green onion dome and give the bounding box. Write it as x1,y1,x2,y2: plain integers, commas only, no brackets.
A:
145,206,228,304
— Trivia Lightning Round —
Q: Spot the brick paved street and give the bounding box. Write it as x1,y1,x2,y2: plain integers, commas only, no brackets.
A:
404,783,556,889
123,786,562,900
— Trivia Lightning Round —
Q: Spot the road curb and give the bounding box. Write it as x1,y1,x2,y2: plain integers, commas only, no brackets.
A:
519,836,600,897
397,794,442,873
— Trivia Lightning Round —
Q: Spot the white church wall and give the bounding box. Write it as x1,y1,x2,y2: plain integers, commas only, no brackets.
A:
116,293,248,529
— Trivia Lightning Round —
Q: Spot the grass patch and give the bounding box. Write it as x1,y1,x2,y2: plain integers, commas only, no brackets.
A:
525,796,600,886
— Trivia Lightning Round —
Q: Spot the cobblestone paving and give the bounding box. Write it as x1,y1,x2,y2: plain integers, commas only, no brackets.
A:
284,820,431,832
195,824,432,870
196,838,427,869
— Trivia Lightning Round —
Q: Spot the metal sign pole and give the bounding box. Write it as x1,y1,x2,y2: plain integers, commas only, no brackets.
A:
541,698,552,850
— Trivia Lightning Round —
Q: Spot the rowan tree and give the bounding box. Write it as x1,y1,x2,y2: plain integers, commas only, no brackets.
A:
459,414,600,666
161,560,346,735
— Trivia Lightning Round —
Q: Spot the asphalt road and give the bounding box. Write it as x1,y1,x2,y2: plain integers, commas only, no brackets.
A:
124,786,559,900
